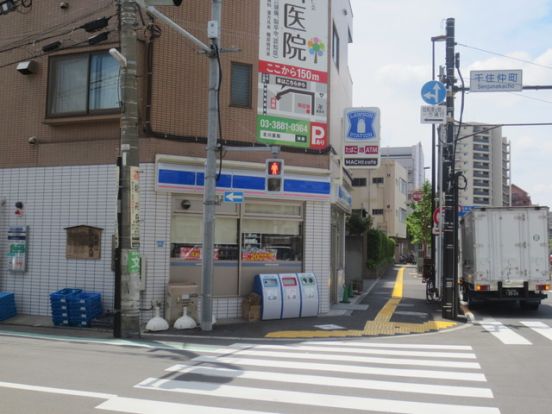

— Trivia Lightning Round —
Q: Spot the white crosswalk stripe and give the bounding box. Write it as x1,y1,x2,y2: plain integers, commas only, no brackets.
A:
117,340,501,414
475,319,552,345
476,319,532,345
520,321,552,341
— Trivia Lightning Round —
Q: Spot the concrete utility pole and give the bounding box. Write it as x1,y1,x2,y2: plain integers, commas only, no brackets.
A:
200,0,221,332
145,1,221,331
441,17,458,320
117,0,141,337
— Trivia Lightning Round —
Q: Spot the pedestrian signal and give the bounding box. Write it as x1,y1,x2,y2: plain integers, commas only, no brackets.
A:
266,159,284,192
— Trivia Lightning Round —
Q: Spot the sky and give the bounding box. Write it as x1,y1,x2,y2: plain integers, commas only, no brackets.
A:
349,0,552,208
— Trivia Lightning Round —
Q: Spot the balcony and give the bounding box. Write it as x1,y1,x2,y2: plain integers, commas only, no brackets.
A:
474,197,490,205
473,180,490,187
474,170,490,178
474,162,490,170
474,136,489,143
473,153,490,161
473,145,490,152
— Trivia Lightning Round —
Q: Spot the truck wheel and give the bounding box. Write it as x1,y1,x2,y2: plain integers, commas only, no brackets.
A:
520,301,540,310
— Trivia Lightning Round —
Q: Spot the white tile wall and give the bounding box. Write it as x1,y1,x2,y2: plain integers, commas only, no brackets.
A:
137,163,171,325
304,201,332,313
0,164,334,322
0,165,118,315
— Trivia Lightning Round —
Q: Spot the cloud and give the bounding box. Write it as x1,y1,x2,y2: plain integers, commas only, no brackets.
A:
349,0,552,207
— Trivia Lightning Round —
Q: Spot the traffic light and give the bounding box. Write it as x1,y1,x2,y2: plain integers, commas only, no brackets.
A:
266,159,284,192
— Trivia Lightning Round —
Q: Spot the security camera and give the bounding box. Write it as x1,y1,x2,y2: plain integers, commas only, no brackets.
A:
28,136,38,145
109,48,127,68
59,2,69,9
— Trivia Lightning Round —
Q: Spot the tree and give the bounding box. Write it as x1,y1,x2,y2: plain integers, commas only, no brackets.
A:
406,181,433,257
346,210,372,235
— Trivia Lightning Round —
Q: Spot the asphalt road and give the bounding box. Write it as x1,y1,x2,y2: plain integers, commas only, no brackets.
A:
2,293,552,414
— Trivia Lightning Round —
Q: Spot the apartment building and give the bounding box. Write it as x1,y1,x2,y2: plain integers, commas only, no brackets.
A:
511,184,532,206
454,124,511,207
350,159,408,246
0,0,354,321
380,143,425,199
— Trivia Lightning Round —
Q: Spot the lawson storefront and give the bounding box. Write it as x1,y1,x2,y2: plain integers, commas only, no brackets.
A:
151,155,349,321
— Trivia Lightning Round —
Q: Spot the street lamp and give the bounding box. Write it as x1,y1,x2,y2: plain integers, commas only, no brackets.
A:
430,34,446,290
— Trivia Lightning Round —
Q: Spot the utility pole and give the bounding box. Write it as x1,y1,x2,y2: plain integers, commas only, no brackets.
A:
200,0,221,332
441,17,458,320
116,0,141,337
145,1,221,331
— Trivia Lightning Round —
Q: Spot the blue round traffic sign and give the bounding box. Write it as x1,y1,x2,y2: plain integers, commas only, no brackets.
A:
421,81,446,105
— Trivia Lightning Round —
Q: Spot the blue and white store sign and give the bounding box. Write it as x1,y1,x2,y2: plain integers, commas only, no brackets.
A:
155,160,331,202
343,107,381,169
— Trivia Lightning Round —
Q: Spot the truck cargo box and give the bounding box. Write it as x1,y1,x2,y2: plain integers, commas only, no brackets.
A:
461,206,550,307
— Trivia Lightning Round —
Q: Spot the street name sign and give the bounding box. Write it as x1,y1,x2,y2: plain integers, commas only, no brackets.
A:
420,104,446,124
470,70,522,92
224,191,244,203
421,80,446,105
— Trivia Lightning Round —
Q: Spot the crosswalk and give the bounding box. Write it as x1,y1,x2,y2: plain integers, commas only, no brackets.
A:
475,319,552,345
97,339,501,414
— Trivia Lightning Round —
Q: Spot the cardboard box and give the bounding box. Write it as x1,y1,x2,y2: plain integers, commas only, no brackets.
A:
242,301,260,321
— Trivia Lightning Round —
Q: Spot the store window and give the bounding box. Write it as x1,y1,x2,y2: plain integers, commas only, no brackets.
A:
242,202,303,262
47,51,119,117
170,215,238,260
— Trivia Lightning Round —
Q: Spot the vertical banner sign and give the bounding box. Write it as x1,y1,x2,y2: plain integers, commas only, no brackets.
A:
7,226,28,272
130,166,140,248
257,0,328,150
343,107,381,168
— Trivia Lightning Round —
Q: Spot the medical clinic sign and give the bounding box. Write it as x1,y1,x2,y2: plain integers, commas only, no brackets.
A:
257,0,328,150
343,107,381,168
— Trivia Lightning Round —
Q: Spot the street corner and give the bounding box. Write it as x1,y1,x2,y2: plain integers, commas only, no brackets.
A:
264,266,459,340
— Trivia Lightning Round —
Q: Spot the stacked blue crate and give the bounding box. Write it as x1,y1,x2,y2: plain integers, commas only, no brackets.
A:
50,288,82,326
0,292,17,321
67,292,102,327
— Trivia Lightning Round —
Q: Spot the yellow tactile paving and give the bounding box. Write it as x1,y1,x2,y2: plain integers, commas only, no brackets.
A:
265,267,458,339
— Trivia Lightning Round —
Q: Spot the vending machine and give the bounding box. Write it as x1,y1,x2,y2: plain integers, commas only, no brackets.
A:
298,272,319,317
253,274,283,320
278,273,301,319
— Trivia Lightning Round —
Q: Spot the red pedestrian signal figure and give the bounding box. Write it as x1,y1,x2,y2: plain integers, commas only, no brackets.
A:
266,159,284,191
268,160,282,176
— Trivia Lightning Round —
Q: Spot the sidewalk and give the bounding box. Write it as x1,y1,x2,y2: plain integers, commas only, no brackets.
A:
0,265,462,342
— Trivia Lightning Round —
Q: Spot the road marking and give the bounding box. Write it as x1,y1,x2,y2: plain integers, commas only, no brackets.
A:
136,377,500,414
214,348,480,369
190,355,487,381
477,319,532,345
0,381,115,399
232,343,477,359
96,396,277,414
395,310,429,317
521,321,552,341
266,267,458,338
301,341,473,351
166,364,493,398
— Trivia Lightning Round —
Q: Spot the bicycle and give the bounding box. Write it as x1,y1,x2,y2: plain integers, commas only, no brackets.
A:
425,278,438,303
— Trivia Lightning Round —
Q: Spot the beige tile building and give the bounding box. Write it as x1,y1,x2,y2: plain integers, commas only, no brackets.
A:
350,159,409,241
0,0,354,321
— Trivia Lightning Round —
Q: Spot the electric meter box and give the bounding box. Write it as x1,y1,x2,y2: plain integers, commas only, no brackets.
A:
297,272,319,317
253,274,283,320
278,273,301,319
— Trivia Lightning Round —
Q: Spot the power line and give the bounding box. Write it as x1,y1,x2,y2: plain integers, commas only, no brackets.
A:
457,42,552,71
0,2,115,55
506,92,552,105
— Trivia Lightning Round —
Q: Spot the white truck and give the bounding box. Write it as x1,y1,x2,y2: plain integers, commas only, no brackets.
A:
460,206,551,309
